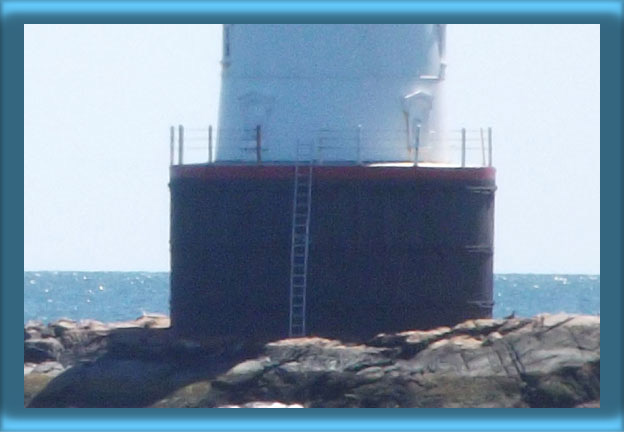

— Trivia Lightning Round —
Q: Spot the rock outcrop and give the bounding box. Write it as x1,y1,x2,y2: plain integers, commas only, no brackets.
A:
25,313,599,408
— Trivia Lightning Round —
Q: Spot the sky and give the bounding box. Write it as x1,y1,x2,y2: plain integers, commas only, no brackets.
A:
24,24,600,274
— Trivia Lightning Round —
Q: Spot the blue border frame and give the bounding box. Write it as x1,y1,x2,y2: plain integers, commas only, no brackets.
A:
3,1,622,431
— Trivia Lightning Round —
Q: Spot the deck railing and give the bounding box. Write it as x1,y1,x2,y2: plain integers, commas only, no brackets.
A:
169,125,493,168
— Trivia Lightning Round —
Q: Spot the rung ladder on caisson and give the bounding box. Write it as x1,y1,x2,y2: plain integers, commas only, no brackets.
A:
289,144,314,337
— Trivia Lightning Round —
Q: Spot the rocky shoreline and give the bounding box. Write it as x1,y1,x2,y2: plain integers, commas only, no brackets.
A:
25,313,599,408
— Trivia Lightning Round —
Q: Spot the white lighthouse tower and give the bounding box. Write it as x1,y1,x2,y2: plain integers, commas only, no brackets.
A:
216,24,446,163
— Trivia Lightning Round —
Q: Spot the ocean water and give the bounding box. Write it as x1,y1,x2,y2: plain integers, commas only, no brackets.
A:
23,272,599,325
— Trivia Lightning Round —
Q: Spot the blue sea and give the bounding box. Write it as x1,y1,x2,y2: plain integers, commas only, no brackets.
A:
23,272,600,325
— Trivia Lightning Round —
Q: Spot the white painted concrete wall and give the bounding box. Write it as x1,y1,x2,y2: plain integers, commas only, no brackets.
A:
216,24,446,163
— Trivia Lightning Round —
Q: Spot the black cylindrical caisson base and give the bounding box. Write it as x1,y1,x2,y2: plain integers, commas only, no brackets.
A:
169,165,495,342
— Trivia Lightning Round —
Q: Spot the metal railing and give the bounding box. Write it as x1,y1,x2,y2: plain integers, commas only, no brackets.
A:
169,125,493,168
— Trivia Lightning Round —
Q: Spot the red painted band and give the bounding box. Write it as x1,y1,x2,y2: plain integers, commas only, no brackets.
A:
170,164,496,182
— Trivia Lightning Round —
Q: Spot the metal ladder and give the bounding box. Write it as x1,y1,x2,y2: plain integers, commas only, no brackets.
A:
288,144,313,337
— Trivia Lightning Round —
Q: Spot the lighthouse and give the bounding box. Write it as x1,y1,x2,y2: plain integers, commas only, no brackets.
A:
169,24,495,342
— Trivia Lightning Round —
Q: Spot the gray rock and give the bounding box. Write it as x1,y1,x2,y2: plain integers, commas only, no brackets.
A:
29,359,176,408
216,357,273,386
49,318,78,337
24,338,64,363
219,401,303,408
33,361,65,377
198,314,600,408
25,313,600,408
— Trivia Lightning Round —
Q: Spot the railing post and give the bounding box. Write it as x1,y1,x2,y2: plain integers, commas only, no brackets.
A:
488,127,493,167
461,127,466,168
357,125,362,165
208,125,213,163
414,125,420,166
256,125,262,164
169,126,175,166
178,125,184,165
480,127,486,167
